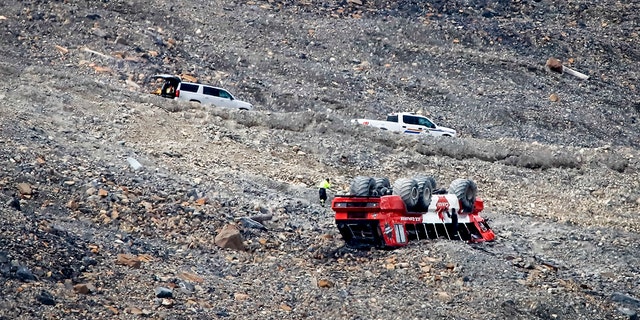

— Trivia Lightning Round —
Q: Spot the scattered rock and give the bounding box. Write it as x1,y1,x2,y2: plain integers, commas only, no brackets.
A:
546,58,564,73
317,279,334,288
280,304,292,311
67,199,79,210
16,183,32,195
16,266,36,282
74,283,96,294
214,224,246,251
216,310,230,317
239,217,267,231
54,45,68,55
36,290,56,306
7,196,21,211
435,291,452,303
105,305,119,315
234,293,249,301
177,271,204,284
177,281,195,294
155,287,173,298
127,157,143,171
128,307,143,315
611,292,640,308
248,214,273,224
115,254,141,269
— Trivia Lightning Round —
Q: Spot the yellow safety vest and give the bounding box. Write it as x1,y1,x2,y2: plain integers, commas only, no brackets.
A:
319,180,331,189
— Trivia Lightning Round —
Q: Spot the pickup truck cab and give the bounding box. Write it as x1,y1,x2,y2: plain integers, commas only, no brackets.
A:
353,112,456,137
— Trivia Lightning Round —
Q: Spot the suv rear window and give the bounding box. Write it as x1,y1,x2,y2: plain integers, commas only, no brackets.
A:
180,83,199,92
203,86,233,99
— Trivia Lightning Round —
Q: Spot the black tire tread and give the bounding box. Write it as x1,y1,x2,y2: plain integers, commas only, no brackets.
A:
427,176,437,190
414,176,433,211
393,178,419,209
373,177,391,195
350,176,376,196
448,178,477,212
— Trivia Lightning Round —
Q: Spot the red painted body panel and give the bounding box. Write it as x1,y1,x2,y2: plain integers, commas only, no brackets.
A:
332,194,495,248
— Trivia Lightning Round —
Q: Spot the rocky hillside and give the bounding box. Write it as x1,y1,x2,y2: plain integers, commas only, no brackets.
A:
1,0,639,319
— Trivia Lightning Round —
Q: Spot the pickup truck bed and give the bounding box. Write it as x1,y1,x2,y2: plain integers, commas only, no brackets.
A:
353,112,456,137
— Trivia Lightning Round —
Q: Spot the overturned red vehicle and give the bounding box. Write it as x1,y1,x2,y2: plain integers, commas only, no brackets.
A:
332,177,495,249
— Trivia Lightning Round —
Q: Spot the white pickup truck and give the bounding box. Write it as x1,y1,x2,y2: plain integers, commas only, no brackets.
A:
353,112,457,137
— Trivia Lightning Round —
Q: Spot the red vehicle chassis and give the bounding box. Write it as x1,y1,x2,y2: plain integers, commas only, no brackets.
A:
333,193,495,249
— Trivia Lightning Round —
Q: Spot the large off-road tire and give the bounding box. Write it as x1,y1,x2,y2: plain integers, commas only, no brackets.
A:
427,176,437,191
374,177,391,195
448,178,477,212
413,176,433,211
350,176,376,196
393,178,419,210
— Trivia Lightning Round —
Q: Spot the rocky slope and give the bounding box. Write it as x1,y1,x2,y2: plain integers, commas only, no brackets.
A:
1,0,639,319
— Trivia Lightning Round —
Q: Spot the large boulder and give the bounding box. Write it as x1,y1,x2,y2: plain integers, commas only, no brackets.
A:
215,224,246,251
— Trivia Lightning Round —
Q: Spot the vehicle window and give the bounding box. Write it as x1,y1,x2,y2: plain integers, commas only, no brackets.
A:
202,86,220,97
218,90,232,100
180,83,199,92
403,115,419,125
387,115,398,122
417,117,435,128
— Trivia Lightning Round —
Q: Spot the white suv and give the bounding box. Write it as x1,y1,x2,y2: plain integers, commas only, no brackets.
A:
151,74,254,111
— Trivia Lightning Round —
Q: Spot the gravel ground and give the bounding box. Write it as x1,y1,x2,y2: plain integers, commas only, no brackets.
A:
1,0,639,319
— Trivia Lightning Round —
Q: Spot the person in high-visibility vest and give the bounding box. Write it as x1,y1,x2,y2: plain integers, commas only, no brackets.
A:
318,178,332,207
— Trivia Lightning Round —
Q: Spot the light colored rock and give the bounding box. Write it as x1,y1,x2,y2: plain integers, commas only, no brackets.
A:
234,293,249,301
435,291,452,303
317,279,334,288
16,183,31,195
86,187,97,195
115,254,141,269
127,157,143,171
178,271,204,284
